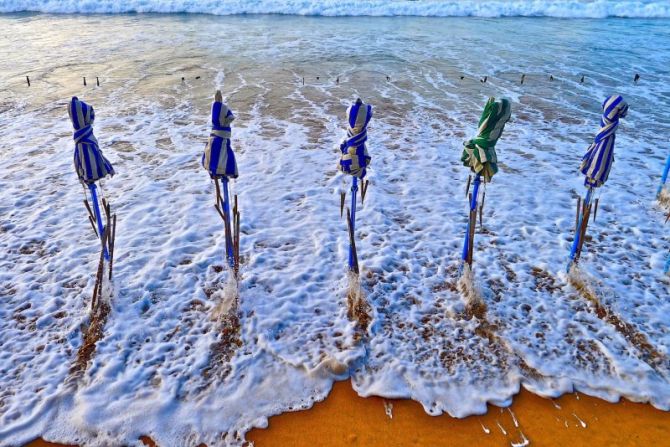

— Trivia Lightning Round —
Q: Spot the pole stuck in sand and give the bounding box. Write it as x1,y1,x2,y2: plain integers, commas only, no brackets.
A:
202,90,241,277
338,98,373,275
459,97,511,273
567,95,629,272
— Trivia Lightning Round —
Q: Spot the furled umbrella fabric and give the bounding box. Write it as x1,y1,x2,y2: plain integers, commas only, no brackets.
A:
339,99,372,179
580,94,629,188
68,97,115,184
461,97,511,183
202,94,238,179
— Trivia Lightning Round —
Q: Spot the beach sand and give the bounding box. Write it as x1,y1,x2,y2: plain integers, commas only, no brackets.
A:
25,380,670,446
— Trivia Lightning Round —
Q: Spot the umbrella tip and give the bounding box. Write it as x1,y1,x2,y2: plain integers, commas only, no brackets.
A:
215,90,222,102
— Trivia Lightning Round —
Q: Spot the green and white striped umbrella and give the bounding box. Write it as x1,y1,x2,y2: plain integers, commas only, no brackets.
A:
461,97,511,182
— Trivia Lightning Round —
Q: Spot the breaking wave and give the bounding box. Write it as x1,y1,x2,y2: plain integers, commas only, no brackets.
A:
1,0,670,18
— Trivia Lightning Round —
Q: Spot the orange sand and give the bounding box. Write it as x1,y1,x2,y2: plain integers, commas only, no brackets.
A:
26,380,670,447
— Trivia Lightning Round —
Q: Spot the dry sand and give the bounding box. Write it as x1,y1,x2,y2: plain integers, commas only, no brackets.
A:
25,380,670,446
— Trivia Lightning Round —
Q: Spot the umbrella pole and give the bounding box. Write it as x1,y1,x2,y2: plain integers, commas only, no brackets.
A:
88,183,109,260
567,187,594,271
657,154,670,198
348,177,359,272
461,174,481,269
221,178,235,271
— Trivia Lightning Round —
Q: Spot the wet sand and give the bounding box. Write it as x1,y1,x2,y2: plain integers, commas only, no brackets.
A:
25,380,670,446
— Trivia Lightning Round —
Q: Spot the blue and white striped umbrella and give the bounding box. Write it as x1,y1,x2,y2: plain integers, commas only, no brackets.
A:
339,99,372,179
67,97,115,184
202,94,238,179
579,95,629,188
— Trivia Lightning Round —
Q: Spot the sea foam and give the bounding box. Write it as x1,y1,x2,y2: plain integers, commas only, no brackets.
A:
1,0,670,18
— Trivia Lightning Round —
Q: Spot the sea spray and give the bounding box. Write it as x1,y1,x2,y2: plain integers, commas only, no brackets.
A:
457,264,487,320
567,265,601,305
211,271,239,321
202,268,242,382
658,188,670,209
346,271,372,336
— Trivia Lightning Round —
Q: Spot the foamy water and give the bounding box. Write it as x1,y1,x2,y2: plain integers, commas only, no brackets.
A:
0,11,669,447
1,0,670,18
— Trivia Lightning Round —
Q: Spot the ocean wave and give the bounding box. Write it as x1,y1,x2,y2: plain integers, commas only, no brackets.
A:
1,0,670,18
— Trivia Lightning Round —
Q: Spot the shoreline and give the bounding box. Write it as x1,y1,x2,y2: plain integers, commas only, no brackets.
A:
26,380,670,446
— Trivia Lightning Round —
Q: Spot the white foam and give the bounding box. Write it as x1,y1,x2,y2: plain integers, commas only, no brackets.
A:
1,0,670,18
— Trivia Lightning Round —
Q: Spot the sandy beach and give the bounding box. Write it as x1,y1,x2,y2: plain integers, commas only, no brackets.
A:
25,380,670,446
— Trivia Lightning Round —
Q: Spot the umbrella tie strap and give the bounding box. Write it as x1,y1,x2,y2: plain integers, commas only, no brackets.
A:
73,125,94,143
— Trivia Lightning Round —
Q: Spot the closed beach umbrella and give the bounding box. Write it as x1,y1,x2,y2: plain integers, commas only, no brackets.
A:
68,97,115,184
339,98,373,274
461,97,511,183
67,97,115,262
67,97,117,303
567,95,628,271
203,91,241,274
580,95,629,188
460,97,511,269
202,91,238,179
339,98,372,179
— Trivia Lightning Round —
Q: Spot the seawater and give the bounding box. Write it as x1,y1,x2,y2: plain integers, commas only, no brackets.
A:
0,11,669,447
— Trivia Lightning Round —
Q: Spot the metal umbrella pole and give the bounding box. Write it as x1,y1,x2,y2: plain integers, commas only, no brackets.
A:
348,177,359,274
567,187,594,272
657,154,670,198
88,183,109,260
461,174,481,269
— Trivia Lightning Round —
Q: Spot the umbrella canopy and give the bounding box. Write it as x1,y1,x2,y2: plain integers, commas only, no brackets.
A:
339,98,372,179
67,97,115,184
202,92,238,179
461,97,511,182
580,95,629,188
